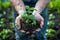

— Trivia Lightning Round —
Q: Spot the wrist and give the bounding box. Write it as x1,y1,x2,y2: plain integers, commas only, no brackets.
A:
32,10,40,16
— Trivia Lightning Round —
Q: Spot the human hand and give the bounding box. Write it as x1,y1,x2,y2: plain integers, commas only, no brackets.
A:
15,15,26,33
33,13,44,32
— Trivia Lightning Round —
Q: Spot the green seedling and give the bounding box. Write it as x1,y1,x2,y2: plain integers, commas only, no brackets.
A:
21,5,36,25
20,6,41,34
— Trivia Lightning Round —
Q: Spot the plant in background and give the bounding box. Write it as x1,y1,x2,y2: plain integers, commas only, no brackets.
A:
46,29,56,38
0,0,2,10
0,0,14,40
0,0,11,10
48,0,60,13
48,13,55,26
2,1,11,8
0,29,12,39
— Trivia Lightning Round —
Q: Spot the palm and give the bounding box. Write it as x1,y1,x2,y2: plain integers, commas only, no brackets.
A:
35,14,44,28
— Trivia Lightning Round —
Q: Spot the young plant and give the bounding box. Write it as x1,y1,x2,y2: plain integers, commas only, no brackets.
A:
21,6,36,25
20,6,40,34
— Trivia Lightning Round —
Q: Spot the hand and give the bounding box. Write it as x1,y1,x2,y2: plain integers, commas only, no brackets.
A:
33,13,44,29
15,15,26,33
15,15,22,29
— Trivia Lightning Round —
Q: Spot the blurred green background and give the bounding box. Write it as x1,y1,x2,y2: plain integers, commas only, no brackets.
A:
0,0,60,40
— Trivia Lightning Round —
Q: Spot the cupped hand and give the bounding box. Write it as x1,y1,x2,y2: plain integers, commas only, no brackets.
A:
15,15,26,33
33,13,44,32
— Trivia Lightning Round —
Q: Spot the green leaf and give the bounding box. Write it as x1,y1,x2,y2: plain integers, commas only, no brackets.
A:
2,2,11,8
46,29,56,37
26,11,32,15
28,15,35,20
0,14,2,17
21,13,27,18
29,7,34,11
3,35,6,39
49,2,53,8
25,5,30,10
32,20,36,25
25,20,29,24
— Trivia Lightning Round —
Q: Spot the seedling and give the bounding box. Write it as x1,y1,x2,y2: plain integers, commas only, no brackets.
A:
20,6,40,34
21,6,36,25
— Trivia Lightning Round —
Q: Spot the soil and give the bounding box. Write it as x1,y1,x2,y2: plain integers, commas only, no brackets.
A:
20,21,41,34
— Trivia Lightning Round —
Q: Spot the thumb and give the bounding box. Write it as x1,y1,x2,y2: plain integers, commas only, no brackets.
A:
40,20,44,28
15,16,21,30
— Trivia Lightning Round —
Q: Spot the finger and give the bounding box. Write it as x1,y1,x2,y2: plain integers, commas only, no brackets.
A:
26,31,30,34
36,28,41,32
40,21,44,28
15,16,21,30
19,15,23,21
20,30,26,33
